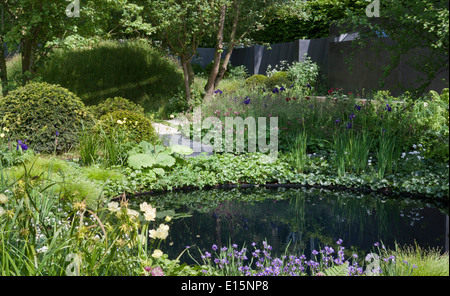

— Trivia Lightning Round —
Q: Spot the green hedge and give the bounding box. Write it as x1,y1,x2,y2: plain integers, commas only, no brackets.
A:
38,39,184,112
0,82,93,153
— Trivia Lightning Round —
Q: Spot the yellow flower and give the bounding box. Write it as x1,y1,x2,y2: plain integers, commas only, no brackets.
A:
117,120,124,125
165,216,172,222
152,249,163,259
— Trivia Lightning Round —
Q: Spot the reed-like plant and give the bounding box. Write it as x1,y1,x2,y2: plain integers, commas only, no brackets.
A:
98,124,128,167
290,129,308,173
79,122,100,166
376,129,402,179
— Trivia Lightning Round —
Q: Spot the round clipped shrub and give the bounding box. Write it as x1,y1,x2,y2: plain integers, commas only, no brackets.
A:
265,71,292,90
90,97,145,119
98,110,157,144
0,82,93,153
245,74,269,89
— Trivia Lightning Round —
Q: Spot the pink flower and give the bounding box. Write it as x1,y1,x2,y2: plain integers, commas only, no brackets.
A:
151,266,164,276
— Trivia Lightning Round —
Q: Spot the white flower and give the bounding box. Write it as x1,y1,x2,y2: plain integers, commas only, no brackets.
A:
0,133,5,138
149,224,169,240
144,209,156,221
117,120,124,125
140,202,156,221
423,102,428,107
165,216,172,222
0,193,8,204
37,246,49,253
149,229,157,239
127,209,139,219
108,202,120,212
140,202,154,213
152,249,164,258
170,114,175,119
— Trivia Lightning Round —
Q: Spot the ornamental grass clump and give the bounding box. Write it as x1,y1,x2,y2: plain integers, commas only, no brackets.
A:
0,160,182,276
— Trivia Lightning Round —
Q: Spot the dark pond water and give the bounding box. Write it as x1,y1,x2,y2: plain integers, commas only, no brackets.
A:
135,187,449,264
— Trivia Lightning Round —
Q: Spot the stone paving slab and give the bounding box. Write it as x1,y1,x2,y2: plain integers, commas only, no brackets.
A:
152,120,213,157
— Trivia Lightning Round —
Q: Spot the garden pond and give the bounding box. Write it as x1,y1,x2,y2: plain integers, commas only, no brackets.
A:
131,187,449,264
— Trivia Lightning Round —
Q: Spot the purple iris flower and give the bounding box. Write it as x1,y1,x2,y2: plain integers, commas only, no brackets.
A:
215,89,223,94
243,97,251,104
17,139,28,151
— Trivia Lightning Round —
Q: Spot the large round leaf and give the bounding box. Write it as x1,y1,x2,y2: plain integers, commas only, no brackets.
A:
127,153,155,170
155,153,176,167
170,145,193,155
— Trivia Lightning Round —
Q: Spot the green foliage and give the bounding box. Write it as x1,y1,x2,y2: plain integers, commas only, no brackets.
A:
0,82,93,153
322,263,349,276
290,129,308,173
286,57,320,91
253,0,366,43
90,97,145,119
79,123,100,166
265,71,292,90
98,110,157,145
38,40,184,111
245,74,269,89
343,0,449,94
409,88,449,161
126,141,192,171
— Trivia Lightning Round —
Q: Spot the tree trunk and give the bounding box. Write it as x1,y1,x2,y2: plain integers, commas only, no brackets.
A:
204,4,227,100
181,57,192,105
0,37,8,97
20,32,39,84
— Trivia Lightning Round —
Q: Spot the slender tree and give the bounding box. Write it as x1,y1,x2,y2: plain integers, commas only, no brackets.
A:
203,0,274,100
145,0,222,104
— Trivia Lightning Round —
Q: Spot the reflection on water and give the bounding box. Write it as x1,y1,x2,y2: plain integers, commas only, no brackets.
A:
135,187,448,263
